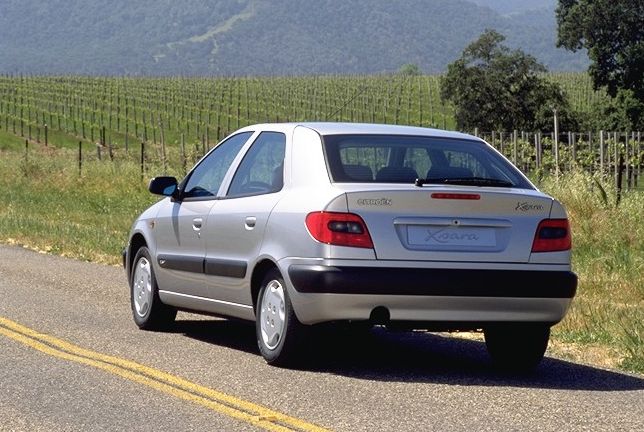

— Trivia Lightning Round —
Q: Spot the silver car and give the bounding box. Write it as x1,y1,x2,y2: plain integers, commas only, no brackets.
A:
124,123,577,369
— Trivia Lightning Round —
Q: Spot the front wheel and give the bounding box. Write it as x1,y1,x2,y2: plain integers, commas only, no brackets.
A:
130,246,177,330
484,324,550,372
256,269,306,366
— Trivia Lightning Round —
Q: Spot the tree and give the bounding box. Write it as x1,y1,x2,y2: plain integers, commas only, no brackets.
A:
557,1,644,130
398,63,422,76
441,30,575,132
556,0,644,100
591,90,644,131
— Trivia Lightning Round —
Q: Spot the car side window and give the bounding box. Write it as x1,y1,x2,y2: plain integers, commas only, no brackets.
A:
227,132,286,197
182,132,253,199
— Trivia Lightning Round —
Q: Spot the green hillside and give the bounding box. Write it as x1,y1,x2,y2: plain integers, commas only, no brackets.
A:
0,0,587,75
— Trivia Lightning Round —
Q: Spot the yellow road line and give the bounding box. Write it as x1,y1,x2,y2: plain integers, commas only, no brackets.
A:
0,317,330,432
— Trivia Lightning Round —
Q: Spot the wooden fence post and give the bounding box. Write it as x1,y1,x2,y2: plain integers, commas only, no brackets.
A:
553,109,560,179
537,132,543,168
107,129,114,162
160,118,166,174
614,132,619,191
637,131,641,188
140,141,145,181
588,131,593,174
571,132,577,168
599,130,605,174
626,132,631,190
534,133,539,169
78,141,82,177
616,153,624,206
513,130,518,164
181,133,186,174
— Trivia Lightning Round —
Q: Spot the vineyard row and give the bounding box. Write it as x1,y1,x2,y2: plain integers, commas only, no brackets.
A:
2,75,639,192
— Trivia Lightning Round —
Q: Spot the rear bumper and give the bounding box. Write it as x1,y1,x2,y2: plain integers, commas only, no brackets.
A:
284,263,576,326
288,265,577,298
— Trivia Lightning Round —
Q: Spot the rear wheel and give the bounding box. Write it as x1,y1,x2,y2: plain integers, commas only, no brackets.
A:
130,246,177,330
484,324,550,372
256,269,306,366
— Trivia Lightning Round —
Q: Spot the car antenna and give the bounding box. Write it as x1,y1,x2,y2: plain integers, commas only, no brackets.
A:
326,74,411,121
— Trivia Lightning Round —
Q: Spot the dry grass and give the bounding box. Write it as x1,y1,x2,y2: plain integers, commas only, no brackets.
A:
538,170,643,373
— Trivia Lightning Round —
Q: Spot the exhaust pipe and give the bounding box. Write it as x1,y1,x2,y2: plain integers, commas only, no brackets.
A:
369,306,390,325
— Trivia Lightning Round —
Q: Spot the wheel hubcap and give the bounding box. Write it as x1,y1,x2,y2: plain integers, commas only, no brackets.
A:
260,280,286,350
133,257,152,317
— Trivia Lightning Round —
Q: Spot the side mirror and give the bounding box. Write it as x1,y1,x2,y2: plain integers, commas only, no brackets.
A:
148,176,178,197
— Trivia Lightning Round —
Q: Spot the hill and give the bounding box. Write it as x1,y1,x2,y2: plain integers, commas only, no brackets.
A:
469,0,555,15
0,0,586,75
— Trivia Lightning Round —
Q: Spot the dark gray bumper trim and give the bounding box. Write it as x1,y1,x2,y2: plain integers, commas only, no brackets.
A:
288,265,577,298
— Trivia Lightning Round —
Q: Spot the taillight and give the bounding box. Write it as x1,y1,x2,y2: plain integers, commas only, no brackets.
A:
531,219,571,252
305,212,374,249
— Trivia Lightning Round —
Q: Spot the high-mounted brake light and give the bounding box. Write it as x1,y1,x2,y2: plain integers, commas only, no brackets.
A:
305,212,374,249
431,193,481,200
531,219,571,252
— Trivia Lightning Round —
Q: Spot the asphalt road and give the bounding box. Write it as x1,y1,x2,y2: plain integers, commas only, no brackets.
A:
1,244,643,432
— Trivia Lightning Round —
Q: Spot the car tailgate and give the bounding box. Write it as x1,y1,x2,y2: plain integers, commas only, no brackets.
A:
346,187,553,263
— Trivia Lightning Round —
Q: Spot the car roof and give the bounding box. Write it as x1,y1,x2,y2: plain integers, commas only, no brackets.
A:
235,122,480,141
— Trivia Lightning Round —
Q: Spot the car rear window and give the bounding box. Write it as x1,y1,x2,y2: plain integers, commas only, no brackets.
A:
322,134,533,189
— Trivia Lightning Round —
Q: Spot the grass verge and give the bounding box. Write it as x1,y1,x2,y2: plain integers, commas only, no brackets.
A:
537,171,643,373
0,147,163,264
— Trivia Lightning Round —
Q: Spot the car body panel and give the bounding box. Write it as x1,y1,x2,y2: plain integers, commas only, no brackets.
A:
153,199,215,298
203,192,283,306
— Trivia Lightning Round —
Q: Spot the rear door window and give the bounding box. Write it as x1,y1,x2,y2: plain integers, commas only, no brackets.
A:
227,132,286,197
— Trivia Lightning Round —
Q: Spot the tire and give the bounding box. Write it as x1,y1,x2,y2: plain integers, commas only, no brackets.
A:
256,269,306,366
130,246,177,330
484,324,550,372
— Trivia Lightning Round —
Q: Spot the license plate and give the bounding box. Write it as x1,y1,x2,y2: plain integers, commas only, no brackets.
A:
407,225,496,247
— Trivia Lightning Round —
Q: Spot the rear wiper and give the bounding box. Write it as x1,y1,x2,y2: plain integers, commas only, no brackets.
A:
414,177,514,187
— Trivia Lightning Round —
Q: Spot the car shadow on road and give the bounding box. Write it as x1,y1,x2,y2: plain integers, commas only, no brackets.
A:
169,318,260,355
172,318,644,392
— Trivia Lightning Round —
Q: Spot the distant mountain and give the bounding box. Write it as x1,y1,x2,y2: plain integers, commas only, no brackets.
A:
0,0,585,76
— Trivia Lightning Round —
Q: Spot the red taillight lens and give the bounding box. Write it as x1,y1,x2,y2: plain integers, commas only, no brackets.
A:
531,219,571,252
305,212,374,249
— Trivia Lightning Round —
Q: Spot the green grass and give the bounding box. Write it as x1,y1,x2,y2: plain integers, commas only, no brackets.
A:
537,171,643,373
0,148,166,263
0,128,28,150
1,144,642,374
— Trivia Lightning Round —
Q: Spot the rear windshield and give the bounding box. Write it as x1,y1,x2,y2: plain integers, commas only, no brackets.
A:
323,134,533,189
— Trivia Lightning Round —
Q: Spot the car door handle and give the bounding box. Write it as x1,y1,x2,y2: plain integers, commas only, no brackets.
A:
245,217,257,229
192,218,203,230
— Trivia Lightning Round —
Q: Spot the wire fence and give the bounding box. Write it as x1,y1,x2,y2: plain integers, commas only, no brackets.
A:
15,125,643,196
474,129,642,192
